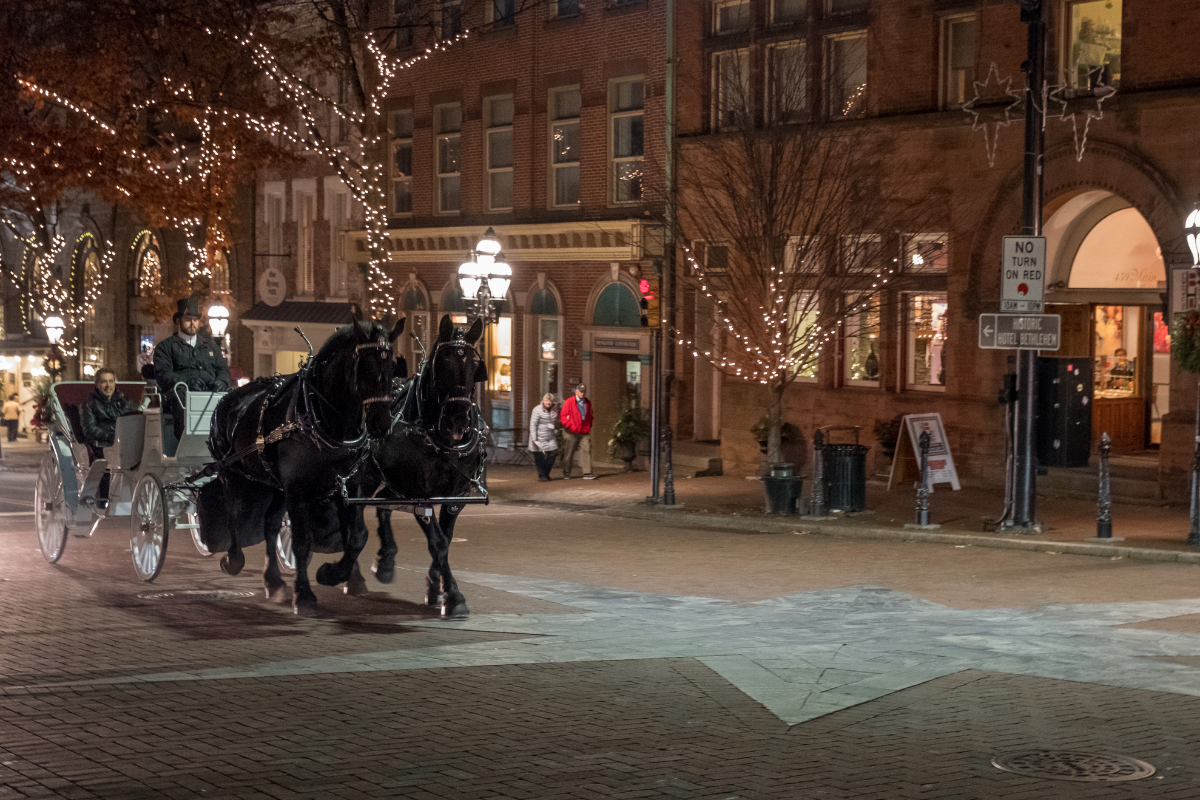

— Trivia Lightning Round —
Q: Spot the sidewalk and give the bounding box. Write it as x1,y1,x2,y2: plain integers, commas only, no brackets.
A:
485,457,1200,564
0,431,44,470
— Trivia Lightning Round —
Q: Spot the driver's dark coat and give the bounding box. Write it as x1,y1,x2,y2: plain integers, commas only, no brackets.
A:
153,331,231,395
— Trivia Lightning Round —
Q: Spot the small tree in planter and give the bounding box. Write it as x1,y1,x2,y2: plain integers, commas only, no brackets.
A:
609,406,651,471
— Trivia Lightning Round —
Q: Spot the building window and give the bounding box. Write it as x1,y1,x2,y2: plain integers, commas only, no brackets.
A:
211,248,230,294
1067,0,1121,90
133,235,162,297
328,188,352,296
714,0,750,33
401,286,429,367
394,0,415,47
767,40,807,122
772,0,804,24
828,31,867,118
265,193,284,262
552,0,580,18
843,292,881,386
712,48,751,131
435,103,462,213
296,191,316,294
391,109,414,215
840,233,882,274
827,0,867,15
610,78,644,204
593,283,642,327
941,14,977,109
485,96,514,212
440,0,463,39
788,291,819,380
488,0,515,25
531,288,561,398
904,233,948,273
906,294,947,390
550,87,581,208
703,241,730,274
784,236,823,274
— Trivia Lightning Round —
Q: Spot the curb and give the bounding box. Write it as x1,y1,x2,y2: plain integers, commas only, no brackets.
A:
497,496,1200,565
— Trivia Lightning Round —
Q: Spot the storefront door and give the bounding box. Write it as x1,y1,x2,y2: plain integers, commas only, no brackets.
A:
1090,304,1161,452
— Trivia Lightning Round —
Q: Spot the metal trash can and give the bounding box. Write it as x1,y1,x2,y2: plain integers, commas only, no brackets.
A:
820,426,869,512
762,463,804,515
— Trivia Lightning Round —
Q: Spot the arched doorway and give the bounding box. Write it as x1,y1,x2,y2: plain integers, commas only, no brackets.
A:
1045,190,1167,452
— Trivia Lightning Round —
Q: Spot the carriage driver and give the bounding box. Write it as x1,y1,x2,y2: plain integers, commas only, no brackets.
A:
153,296,231,443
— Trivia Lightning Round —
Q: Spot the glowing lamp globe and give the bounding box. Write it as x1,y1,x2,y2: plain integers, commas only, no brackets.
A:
44,315,64,345
1186,206,1200,267
208,302,230,337
488,260,512,299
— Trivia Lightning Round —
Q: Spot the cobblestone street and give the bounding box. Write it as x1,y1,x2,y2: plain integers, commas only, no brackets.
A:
6,465,1200,798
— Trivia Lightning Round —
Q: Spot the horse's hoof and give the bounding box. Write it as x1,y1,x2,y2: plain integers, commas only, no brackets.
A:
264,582,289,603
220,552,245,576
293,600,319,618
315,563,339,587
442,598,469,618
372,559,395,584
425,593,443,608
344,572,369,596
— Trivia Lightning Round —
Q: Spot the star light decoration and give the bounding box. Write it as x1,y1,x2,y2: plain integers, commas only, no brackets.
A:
1046,73,1116,162
961,63,1023,169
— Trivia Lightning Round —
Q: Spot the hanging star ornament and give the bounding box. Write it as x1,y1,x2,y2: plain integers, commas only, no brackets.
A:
1047,72,1116,162
962,62,1023,168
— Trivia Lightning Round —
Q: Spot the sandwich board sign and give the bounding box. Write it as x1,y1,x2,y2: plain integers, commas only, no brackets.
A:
886,413,962,492
1001,236,1046,313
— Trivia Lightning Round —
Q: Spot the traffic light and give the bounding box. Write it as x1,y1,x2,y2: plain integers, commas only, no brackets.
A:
638,278,659,328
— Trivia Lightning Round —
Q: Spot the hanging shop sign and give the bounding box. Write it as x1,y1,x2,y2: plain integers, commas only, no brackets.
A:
257,267,287,307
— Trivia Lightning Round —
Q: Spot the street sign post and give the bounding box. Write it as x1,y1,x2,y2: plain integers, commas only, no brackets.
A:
978,313,1061,351
1001,236,1047,313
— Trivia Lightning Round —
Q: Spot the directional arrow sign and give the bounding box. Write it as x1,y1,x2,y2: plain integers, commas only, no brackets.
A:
978,313,1061,351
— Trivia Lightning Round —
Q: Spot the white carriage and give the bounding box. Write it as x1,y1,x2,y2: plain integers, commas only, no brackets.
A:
35,380,228,581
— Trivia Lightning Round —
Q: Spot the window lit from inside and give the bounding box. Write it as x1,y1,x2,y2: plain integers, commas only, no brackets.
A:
841,234,881,274
905,234,948,272
829,32,866,118
391,109,414,214
486,96,514,211
551,87,581,207
435,104,462,213
843,293,880,385
1068,0,1121,90
906,294,947,389
942,15,976,109
788,291,819,379
611,79,644,203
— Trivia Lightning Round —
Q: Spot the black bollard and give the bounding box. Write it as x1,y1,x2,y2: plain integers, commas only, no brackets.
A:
916,430,931,527
1096,432,1112,539
809,429,825,518
1191,430,1200,547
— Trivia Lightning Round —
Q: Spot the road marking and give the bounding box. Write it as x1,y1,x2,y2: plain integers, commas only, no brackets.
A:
0,511,34,516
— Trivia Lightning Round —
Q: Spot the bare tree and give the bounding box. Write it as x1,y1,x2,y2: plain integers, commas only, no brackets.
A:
677,46,938,465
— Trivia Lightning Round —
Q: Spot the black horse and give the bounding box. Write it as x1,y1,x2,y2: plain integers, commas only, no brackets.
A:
354,314,487,618
199,318,403,616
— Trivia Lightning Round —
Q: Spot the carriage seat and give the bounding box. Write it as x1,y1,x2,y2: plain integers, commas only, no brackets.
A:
51,382,147,456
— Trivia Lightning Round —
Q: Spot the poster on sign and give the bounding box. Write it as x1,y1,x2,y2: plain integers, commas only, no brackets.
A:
886,413,961,491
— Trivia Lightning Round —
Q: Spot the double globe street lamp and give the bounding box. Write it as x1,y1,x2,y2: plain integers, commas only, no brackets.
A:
457,228,511,324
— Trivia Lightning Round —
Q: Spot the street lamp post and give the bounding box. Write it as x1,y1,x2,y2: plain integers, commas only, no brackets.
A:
1185,206,1200,546
44,315,65,384
207,301,230,358
458,228,511,325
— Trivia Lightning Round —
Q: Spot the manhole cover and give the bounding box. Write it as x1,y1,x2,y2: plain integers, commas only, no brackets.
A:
992,750,1156,782
137,590,257,602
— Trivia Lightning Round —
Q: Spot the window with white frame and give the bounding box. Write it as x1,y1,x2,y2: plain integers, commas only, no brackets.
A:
906,293,947,390
712,48,751,131
265,193,284,262
703,241,730,274
485,96,514,211
783,235,823,274
714,0,750,33
488,0,515,24
787,291,820,379
394,0,415,47
440,0,463,38
296,191,316,294
843,292,881,386
840,233,882,274
551,0,580,18
1066,0,1121,90
828,31,867,118
550,87,581,208
391,109,414,215
904,233,948,273
827,0,867,15
767,40,807,122
328,187,351,297
435,103,462,213
610,78,644,204
772,0,804,24
941,14,977,109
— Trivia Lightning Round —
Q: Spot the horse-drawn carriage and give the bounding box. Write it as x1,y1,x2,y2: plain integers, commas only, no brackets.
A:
35,379,229,581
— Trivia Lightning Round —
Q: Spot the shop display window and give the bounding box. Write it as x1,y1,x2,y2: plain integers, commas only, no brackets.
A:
906,293,947,389
1093,305,1139,398
1067,0,1121,91
843,292,880,386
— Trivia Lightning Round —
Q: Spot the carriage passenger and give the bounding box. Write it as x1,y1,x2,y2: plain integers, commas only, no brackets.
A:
80,368,135,461
153,296,231,443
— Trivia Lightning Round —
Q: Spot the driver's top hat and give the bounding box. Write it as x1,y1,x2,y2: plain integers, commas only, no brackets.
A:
173,296,202,322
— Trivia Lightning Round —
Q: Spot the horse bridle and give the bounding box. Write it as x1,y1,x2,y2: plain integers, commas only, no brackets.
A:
415,336,482,450
354,338,395,408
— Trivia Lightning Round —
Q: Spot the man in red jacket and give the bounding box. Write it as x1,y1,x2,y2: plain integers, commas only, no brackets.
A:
559,383,595,479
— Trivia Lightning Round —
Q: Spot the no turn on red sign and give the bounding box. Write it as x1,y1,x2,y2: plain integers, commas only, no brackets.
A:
1001,236,1046,313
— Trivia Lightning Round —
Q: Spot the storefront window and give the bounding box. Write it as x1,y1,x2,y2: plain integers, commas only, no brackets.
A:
1093,305,1139,398
906,294,947,390
1152,311,1170,446
1067,0,1121,90
539,317,559,397
788,291,819,380
843,292,880,386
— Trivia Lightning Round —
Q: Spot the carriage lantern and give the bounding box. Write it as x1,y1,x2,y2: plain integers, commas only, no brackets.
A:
458,227,511,325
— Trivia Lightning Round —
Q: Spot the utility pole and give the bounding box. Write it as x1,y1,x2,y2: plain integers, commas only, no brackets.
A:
1008,0,1046,532
660,0,678,506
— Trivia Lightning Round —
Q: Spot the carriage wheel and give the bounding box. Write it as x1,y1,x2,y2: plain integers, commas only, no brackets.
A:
276,513,296,575
186,511,212,557
130,474,169,582
35,452,69,563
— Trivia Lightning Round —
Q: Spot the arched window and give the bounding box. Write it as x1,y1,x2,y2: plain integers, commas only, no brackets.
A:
401,286,429,366
592,282,640,327
529,287,562,398
442,285,467,314
529,288,559,315
211,248,231,293
132,231,162,297
72,233,103,307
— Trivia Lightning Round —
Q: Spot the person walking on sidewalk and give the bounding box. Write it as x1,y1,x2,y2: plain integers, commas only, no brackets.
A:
560,383,595,480
529,393,559,482
2,394,19,442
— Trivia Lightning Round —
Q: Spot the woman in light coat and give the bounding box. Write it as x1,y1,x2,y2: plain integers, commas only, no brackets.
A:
528,393,558,481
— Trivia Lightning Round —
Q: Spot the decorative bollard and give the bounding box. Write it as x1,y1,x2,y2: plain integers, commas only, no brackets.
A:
1097,432,1113,539
916,430,931,527
808,429,826,519
1191,431,1200,547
